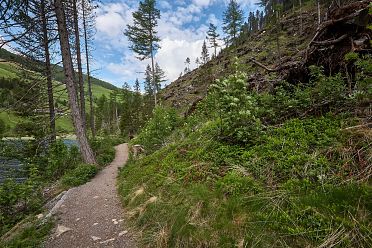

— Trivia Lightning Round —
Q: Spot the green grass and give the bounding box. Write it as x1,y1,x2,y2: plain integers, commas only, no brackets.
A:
0,63,20,78
0,60,114,135
0,220,53,248
119,116,372,247
55,115,74,133
61,163,98,188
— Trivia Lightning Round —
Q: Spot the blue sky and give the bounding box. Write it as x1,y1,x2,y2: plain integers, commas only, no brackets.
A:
91,0,261,89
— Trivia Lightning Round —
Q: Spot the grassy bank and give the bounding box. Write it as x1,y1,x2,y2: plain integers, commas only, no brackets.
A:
118,57,371,247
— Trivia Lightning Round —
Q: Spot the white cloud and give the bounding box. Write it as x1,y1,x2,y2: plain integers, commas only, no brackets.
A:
93,0,258,87
192,0,215,7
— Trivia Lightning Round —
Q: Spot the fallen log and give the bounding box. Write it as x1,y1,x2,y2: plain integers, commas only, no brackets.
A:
312,34,349,46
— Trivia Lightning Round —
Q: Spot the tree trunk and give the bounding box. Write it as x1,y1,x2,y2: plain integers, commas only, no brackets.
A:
82,0,95,139
317,0,321,25
54,0,96,165
41,0,56,142
299,0,303,33
150,46,157,107
276,11,281,62
72,0,86,127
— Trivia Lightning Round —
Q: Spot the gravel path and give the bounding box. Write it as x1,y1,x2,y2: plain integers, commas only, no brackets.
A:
44,144,135,248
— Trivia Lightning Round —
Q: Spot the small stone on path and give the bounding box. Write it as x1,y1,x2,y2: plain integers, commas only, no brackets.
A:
91,236,101,241
119,231,128,237
100,238,116,244
56,225,72,237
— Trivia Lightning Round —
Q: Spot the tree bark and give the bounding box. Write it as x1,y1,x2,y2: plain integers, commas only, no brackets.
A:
82,0,95,139
72,0,86,127
54,0,96,164
41,0,56,142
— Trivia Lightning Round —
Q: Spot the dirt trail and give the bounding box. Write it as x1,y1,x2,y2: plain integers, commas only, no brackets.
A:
44,144,135,248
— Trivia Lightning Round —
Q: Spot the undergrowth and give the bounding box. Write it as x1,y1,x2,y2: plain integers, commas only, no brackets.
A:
119,55,371,247
0,136,120,244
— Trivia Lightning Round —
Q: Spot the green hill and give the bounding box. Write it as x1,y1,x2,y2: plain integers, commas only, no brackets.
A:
0,48,118,135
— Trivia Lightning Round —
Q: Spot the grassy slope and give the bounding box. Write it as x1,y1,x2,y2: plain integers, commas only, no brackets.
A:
159,3,316,114
0,60,115,134
118,4,372,248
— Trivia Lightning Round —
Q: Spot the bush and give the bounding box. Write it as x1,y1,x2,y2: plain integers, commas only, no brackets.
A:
132,107,180,153
90,137,117,166
210,59,262,143
42,140,81,180
0,167,43,236
0,118,6,137
61,163,98,187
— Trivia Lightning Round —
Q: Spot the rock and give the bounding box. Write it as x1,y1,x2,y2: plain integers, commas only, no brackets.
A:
91,236,101,241
112,219,119,225
132,145,145,157
118,230,128,237
56,225,72,237
36,214,44,219
100,238,115,244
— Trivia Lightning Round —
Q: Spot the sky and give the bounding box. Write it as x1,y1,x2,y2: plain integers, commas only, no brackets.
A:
90,0,261,89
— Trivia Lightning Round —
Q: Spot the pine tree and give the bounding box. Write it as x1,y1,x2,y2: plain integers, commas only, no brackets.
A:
144,65,154,97
185,57,191,72
134,78,141,93
201,40,210,65
222,0,244,46
124,0,161,106
54,0,96,164
82,0,96,138
195,57,201,67
207,23,220,57
155,62,166,91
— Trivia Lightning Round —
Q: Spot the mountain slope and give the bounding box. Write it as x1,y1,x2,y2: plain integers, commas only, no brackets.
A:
0,49,118,135
160,1,371,115
118,2,371,247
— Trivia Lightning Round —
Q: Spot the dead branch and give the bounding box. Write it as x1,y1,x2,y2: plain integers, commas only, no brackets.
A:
342,123,372,131
249,58,277,72
312,34,349,46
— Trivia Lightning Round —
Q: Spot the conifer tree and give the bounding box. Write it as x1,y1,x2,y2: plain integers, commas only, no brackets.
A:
222,0,244,46
54,0,96,164
154,62,166,92
125,0,161,106
201,40,210,65
207,23,220,57
185,57,191,72
195,57,201,67
82,0,96,138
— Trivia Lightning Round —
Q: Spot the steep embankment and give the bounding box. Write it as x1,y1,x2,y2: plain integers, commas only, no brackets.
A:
118,2,371,247
160,1,371,116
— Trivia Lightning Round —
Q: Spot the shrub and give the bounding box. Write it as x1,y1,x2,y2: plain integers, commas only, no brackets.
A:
132,107,180,153
90,137,117,166
0,166,43,236
43,140,81,179
0,118,6,137
210,59,262,143
61,163,98,187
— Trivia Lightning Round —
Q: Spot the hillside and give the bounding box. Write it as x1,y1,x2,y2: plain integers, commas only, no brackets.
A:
0,49,118,134
118,2,371,247
160,1,371,115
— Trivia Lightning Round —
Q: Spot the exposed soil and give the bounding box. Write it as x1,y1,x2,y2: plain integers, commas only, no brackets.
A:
44,144,135,248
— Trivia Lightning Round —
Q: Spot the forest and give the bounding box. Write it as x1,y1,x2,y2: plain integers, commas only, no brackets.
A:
0,0,371,247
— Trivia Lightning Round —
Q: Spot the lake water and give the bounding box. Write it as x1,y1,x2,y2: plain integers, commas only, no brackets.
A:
0,139,78,184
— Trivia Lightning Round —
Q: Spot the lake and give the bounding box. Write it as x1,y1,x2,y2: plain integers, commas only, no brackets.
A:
0,139,78,184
